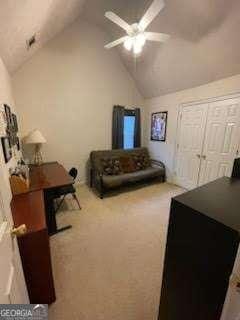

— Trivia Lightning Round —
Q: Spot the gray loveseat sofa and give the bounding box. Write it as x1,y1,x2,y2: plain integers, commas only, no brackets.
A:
90,147,165,198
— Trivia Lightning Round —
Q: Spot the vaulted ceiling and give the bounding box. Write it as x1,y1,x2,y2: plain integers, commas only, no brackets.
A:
83,0,240,98
0,0,86,74
1,0,240,98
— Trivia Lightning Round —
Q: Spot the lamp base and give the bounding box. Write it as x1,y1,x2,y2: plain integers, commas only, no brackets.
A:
34,144,43,166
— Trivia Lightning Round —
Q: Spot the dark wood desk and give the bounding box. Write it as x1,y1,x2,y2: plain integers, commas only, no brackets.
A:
29,162,73,192
11,162,73,303
12,190,46,233
29,162,73,235
11,191,56,304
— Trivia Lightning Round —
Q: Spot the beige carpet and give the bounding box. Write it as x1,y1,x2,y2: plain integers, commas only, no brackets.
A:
49,182,183,320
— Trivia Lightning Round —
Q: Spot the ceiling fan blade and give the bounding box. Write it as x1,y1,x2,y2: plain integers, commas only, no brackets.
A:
145,32,170,42
104,36,128,49
105,12,132,33
139,0,165,31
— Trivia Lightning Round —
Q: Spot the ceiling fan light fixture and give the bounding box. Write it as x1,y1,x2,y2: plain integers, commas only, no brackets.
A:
136,33,146,47
104,0,170,55
133,42,142,55
124,37,133,51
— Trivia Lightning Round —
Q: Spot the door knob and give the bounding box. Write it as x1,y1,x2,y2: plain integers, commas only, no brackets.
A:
202,155,207,160
11,224,27,237
196,154,201,158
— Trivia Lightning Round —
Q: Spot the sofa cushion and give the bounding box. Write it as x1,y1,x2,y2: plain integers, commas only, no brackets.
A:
91,148,150,174
133,153,150,170
101,157,122,175
102,167,164,189
119,156,136,173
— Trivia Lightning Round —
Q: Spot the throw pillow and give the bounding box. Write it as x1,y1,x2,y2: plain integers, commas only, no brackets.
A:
119,156,136,173
101,158,122,175
133,153,150,170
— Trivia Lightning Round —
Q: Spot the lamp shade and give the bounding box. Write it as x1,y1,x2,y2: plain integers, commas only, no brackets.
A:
24,129,46,144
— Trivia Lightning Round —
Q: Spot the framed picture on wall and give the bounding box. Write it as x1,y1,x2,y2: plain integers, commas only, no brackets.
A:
151,111,168,142
1,136,12,163
12,114,18,132
4,104,12,130
9,131,16,146
0,105,7,136
16,137,21,151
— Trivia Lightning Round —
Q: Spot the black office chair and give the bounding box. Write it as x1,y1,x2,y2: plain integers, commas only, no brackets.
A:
54,167,81,214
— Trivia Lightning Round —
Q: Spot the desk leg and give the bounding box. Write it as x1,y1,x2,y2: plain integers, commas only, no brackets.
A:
44,190,57,235
44,190,72,236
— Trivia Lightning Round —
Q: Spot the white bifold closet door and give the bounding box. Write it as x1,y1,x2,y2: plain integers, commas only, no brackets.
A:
198,98,240,186
175,97,240,190
175,103,208,189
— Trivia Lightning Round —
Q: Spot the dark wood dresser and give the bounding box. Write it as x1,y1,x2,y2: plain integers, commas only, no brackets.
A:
11,190,56,304
158,177,240,320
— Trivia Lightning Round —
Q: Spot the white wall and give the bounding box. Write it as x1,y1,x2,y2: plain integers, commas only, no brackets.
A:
12,19,144,182
145,74,240,181
0,57,21,213
0,56,29,305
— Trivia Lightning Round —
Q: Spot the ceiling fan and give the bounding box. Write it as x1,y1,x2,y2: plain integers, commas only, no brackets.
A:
104,0,170,55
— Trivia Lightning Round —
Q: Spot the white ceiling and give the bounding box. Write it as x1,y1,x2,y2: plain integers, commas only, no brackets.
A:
0,0,86,73
1,0,240,98
82,0,240,98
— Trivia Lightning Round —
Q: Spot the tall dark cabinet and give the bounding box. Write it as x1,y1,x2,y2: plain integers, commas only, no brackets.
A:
158,177,240,320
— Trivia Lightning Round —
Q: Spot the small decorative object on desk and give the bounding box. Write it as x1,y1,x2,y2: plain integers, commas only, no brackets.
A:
10,175,29,195
9,160,30,195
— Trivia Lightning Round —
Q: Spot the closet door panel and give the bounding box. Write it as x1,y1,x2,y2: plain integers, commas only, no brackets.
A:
199,98,240,186
175,104,208,189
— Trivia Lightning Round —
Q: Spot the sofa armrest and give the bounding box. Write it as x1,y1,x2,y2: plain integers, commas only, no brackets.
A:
92,168,103,183
150,159,165,169
91,167,104,197
150,159,166,182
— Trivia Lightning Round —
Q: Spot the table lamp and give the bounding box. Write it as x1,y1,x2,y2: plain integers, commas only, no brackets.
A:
24,129,46,165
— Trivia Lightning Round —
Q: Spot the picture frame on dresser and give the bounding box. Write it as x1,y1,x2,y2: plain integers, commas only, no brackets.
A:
1,136,12,163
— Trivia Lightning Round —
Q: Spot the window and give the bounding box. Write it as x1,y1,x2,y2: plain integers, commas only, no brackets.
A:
124,113,135,149
112,106,140,149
